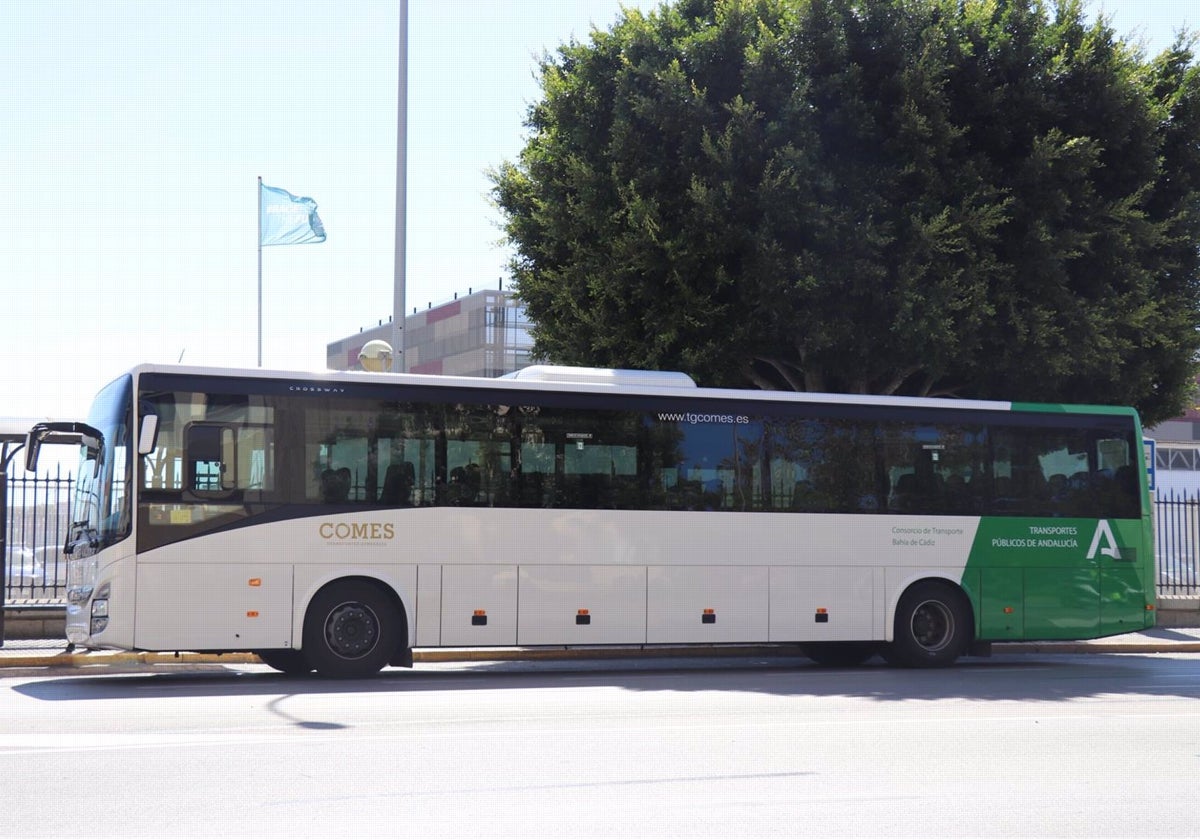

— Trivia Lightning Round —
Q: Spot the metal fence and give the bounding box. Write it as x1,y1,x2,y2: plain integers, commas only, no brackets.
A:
3,472,1200,602
1154,490,1200,596
3,469,74,602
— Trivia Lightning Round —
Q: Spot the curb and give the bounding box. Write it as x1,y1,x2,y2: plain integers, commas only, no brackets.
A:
994,641,1200,655
4,640,1200,670
0,650,263,669
0,644,802,670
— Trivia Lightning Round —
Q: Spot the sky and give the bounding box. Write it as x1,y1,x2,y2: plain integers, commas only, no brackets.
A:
1,0,1195,426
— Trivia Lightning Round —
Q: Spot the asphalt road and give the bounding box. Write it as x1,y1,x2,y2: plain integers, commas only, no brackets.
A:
3,652,1200,839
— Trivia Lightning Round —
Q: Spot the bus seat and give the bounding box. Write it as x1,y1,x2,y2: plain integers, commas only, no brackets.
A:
380,462,414,506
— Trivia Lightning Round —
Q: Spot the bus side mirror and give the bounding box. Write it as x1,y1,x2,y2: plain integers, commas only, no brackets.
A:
24,421,105,475
138,414,159,456
23,433,41,474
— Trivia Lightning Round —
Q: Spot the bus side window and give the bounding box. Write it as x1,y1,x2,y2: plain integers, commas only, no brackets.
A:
1094,434,1141,518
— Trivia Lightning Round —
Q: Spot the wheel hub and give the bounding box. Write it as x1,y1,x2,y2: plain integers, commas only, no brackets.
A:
325,602,379,659
911,600,953,652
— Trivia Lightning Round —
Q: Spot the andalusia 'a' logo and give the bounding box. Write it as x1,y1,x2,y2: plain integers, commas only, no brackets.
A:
1086,520,1121,560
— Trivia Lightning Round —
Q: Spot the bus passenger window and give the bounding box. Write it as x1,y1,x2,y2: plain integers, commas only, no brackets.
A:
988,425,1141,518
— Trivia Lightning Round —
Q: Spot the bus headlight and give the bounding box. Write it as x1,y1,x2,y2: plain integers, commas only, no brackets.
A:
67,585,94,605
90,583,110,634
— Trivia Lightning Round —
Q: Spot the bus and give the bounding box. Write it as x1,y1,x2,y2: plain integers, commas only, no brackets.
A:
26,363,1155,677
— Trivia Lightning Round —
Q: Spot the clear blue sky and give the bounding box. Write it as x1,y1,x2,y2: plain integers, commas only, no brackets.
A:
0,0,1193,423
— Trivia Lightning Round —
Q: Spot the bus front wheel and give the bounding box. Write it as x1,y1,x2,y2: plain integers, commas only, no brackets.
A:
303,580,400,678
885,581,971,668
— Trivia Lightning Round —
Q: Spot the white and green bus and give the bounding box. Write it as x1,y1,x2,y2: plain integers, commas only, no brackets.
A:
27,363,1155,677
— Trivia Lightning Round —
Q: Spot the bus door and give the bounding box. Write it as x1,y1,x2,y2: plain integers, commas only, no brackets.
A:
1093,433,1148,631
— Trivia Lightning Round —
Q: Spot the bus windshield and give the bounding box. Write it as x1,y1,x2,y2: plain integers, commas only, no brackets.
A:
69,374,133,552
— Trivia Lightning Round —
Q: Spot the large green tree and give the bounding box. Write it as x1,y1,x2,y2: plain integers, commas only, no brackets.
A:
492,0,1200,425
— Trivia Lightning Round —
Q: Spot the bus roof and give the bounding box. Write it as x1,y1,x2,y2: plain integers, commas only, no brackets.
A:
119,362,1140,419
501,365,697,389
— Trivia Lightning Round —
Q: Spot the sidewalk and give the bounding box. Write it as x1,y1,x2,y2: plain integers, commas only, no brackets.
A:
3,627,1200,671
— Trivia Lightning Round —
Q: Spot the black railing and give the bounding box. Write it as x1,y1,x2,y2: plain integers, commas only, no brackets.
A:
3,472,1198,601
3,469,73,602
1154,490,1200,596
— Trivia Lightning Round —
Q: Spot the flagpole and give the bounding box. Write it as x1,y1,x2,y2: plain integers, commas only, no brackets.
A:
257,175,263,367
393,0,408,372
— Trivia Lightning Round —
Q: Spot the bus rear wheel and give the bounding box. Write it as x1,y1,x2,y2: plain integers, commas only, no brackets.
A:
885,581,971,668
303,580,400,678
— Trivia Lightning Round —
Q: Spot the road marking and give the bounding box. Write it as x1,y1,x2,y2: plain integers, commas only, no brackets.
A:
0,733,300,755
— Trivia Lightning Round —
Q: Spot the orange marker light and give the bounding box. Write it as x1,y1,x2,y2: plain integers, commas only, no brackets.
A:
246,611,259,618
473,609,487,616
578,609,590,616
1003,606,1014,614
248,578,262,587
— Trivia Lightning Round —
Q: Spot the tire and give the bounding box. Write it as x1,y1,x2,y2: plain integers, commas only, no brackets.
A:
885,581,971,668
255,649,313,676
302,580,401,679
802,642,878,667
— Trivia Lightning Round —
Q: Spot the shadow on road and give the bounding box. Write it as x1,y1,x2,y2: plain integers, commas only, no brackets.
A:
11,651,1200,705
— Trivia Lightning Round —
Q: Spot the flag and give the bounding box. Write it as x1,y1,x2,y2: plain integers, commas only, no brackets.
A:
260,183,326,245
